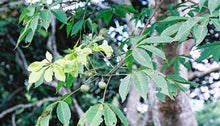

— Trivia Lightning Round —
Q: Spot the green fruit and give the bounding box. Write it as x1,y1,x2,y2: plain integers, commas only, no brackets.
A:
80,84,90,93
98,81,107,89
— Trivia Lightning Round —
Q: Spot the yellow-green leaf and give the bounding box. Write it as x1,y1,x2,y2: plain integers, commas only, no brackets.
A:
46,51,52,62
27,60,47,72
28,68,45,83
98,43,113,57
53,65,65,81
44,67,53,82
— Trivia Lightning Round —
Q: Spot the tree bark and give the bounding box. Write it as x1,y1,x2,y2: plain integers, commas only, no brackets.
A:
147,0,198,126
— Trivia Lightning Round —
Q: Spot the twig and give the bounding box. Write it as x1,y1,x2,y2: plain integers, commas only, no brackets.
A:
189,66,220,81
6,87,23,102
7,34,28,72
140,0,165,36
12,113,16,126
0,97,59,119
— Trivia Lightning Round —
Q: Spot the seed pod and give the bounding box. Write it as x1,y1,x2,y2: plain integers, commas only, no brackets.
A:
80,84,90,93
98,81,107,89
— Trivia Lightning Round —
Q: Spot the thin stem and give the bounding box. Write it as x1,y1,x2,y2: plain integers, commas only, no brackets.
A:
102,76,112,103
140,0,165,36
88,56,97,73
62,88,80,101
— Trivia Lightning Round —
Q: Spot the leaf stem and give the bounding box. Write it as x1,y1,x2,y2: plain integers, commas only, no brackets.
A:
102,76,112,103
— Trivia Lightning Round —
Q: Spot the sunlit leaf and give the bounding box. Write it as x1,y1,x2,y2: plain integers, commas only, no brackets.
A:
53,65,65,81
44,67,53,82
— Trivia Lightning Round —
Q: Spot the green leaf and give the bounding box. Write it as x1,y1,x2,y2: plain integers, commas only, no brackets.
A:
197,46,216,62
192,24,208,45
174,82,188,92
140,36,173,44
56,81,65,93
28,68,45,83
213,49,220,62
119,74,132,102
166,74,198,86
132,48,153,68
125,50,133,72
146,70,169,95
174,17,202,42
103,104,117,126
60,94,72,105
107,104,128,126
114,6,127,17
179,57,192,70
140,45,166,60
71,20,84,36
66,74,75,88
40,9,53,30
17,20,31,47
211,19,220,31
53,65,65,81
66,18,74,37
19,8,29,24
199,0,206,10
78,104,104,126
161,22,183,36
25,30,34,42
26,5,35,16
132,71,149,100
36,102,58,126
174,60,179,75
44,67,53,82
121,4,136,13
52,9,68,24
30,15,39,32
95,9,113,25
158,16,188,22
156,92,166,102
57,101,71,125
208,0,220,14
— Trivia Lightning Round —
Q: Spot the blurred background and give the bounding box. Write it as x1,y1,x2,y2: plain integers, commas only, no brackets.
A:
0,0,219,125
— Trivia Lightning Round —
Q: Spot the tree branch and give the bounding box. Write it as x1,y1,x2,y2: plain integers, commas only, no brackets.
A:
189,66,220,81
47,17,60,58
0,97,59,119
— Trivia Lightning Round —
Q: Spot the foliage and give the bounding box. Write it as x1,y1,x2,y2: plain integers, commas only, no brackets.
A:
2,0,220,125
196,100,220,126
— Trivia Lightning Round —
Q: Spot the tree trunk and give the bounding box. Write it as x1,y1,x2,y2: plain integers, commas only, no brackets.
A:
147,0,198,126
